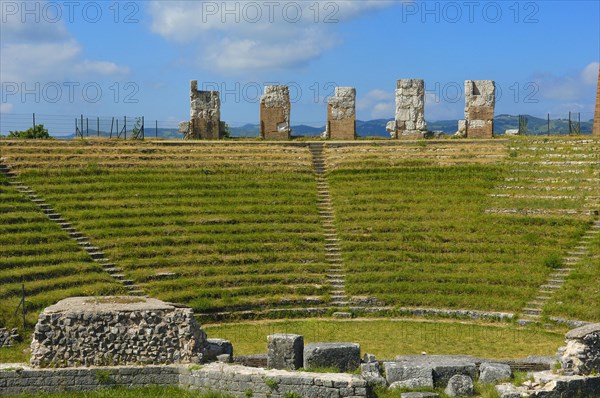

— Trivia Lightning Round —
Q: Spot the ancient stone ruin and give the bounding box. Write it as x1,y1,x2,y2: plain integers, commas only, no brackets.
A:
387,79,427,139
260,85,291,140
326,87,356,140
180,80,221,140
558,323,600,376
30,296,206,367
459,80,495,138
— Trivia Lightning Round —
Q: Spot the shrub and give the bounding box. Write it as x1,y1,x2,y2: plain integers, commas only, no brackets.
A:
8,124,52,139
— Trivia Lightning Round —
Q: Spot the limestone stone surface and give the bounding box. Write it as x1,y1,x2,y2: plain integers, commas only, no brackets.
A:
384,362,434,388
204,338,233,361
189,80,221,140
444,374,473,397
327,87,356,140
463,80,495,138
267,333,304,370
393,355,477,387
303,342,361,372
361,362,386,387
559,323,600,375
479,362,512,384
30,297,206,368
260,85,291,140
392,79,427,138
400,393,440,398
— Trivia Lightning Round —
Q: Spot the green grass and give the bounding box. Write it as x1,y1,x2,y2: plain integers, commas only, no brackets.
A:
2,386,233,398
0,179,124,329
204,319,565,359
0,137,598,333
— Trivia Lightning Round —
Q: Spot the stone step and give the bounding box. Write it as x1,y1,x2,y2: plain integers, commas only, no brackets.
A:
327,274,345,278
75,236,88,242
128,289,145,295
547,279,564,285
535,296,551,301
8,181,21,185
523,308,542,315
47,213,62,219
83,246,100,252
58,222,71,228
62,227,76,233
527,301,546,307
540,284,561,290
93,258,111,263
121,280,135,285
329,279,345,284
101,263,116,269
69,232,83,238
555,268,574,272
105,268,123,273
567,251,588,256
88,252,106,259
42,208,55,214
31,198,44,203
77,241,92,247
112,274,125,279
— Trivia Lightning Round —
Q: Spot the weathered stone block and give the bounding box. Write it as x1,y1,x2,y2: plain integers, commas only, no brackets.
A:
479,362,511,384
384,362,434,389
260,85,291,140
30,297,206,368
267,334,304,370
360,362,385,387
188,80,221,140
444,374,473,397
393,79,427,138
559,323,600,375
327,87,356,140
463,80,495,138
400,393,440,398
394,356,477,387
204,338,233,361
303,342,360,372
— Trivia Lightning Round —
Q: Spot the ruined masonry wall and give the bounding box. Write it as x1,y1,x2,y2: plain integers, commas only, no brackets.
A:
0,364,370,397
393,79,426,138
30,297,206,368
260,86,291,140
327,87,356,140
190,80,221,140
464,80,495,138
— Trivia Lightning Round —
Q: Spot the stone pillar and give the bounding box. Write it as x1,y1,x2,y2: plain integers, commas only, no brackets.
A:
593,66,600,136
390,79,427,139
267,334,304,370
189,80,221,140
464,80,495,138
327,87,356,140
260,86,291,140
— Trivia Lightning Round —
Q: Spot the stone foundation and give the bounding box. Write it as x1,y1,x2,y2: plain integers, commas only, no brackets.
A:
327,87,356,140
260,86,291,140
463,80,495,138
188,80,221,140
390,79,427,139
30,297,206,368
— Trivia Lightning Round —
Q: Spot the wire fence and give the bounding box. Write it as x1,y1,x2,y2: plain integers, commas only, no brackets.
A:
0,112,596,139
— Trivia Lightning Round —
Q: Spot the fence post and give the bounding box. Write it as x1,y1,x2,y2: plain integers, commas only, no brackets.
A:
547,113,550,136
97,117,100,137
32,113,35,131
80,115,84,138
124,116,127,140
21,283,25,328
155,120,158,138
86,118,89,137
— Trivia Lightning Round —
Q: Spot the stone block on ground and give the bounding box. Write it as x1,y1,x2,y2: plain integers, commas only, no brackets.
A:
384,362,434,389
394,356,477,387
479,362,512,384
444,374,473,397
204,338,233,361
303,342,360,372
267,333,304,370
361,362,386,387
400,393,440,398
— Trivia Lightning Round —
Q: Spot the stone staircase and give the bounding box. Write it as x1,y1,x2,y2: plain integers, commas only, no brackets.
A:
0,160,145,296
518,217,600,325
308,143,347,307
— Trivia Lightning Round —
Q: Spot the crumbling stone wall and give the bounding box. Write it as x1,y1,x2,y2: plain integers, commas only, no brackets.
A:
389,79,427,139
558,323,600,375
463,80,495,138
327,87,356,140
0,327,20,347
30,297,206,368
260,86,291,140
189,80,221,140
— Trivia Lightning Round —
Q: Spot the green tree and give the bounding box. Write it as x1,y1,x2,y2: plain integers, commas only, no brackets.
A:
8,124,52,139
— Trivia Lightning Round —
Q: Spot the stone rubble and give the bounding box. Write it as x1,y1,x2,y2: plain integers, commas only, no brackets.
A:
29,297,206,368
0,327,21,347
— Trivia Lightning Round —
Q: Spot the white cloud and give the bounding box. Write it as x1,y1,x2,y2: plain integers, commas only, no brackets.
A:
533,62,599,101
357,89,394,119
0,4,129,83
148,0,394,74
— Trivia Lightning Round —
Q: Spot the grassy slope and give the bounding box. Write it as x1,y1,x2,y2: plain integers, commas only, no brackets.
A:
1,141,328,317
0,176,124,328
327,138,598,314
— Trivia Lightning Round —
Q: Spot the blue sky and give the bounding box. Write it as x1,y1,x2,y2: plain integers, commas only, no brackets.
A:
1,0,599,133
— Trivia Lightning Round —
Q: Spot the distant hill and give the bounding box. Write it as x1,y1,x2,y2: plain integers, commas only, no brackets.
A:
48,115,594,139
